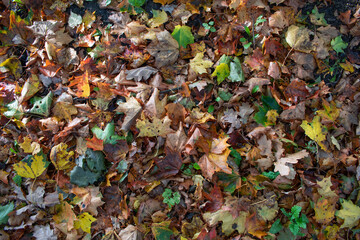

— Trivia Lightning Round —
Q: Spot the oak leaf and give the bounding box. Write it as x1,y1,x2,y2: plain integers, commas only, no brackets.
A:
274,150,309,176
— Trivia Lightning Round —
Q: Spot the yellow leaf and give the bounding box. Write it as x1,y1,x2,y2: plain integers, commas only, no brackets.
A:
265,109,279,125
317,101,339,122
300,116,327,150
336,199,360,228
314,198,335,224
82,11,96,29
50,143,75,171
74,212,96,233
149,10,168,28
19,136,41,154
53,102,78,121
339,60,354,73
0,57,22,79
190,52,213,74
136,116,174,137
317,176,337,198
211,63,230,84
13,153,48,178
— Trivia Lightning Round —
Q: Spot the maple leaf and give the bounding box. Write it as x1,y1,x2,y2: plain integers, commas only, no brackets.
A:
13,152,49,179
317,176,337,198
116,97,142,131
336,199,360,228
69,71,90,98
317,101,339,122
331,36,348,54
314,198,335,224
300,116,327,150
50,143,75,171
53,102,78,121
198,136,232,180
136,116,174,137
148,10,168,28
190,52,213,74
171,25,194,48
74,212,96,233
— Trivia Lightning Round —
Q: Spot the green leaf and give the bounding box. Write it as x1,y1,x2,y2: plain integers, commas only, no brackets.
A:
91,122,124,144
212,63,230,84
218,89,232,101
243,42,252,49
228,57,244,82
254,105,268,126
116,160,128,173
105,0,112,6
269,219,283,234
193,163,201,170
217,172,241,194
208,105,214,113
262,171,279,180
12,174,22,186
70,149,106,187
0,202,14,225
68,11,82,28
128,0,146,7
28,92,53,117
171,25,194,48
290,205,302,219
255,15,267,26
230,147,242,166
331,36,348,54
152,221,173,240
4,100,24,119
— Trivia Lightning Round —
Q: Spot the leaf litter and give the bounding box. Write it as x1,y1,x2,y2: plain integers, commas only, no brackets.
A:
0,0,360,239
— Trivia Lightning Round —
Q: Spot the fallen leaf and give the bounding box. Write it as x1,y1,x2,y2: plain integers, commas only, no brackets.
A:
336,199,360,228
300,116,327,150
147,30,179,68
126,66,158,82
189,52,213,74
19,137,41,155
69,71,91,98
50,143,75,171
314,198,335,224
274,150,309,176
116,97,142,131
13,152,49,179
212,63,230,84
136,116,174,137
317,176,337,198
171,25,194,48
149,10,168,28
74,212,96,233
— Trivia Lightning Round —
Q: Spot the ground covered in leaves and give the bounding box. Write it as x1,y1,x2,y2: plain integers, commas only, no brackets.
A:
0,0,360,239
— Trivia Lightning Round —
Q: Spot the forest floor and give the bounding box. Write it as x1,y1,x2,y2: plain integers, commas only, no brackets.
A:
0,0,360,239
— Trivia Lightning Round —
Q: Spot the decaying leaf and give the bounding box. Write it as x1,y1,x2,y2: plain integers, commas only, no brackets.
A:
336,199,360,228
274,150,309,176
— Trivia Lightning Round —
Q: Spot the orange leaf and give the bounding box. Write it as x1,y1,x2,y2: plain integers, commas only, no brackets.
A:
86,136,104,151
69,71,90,97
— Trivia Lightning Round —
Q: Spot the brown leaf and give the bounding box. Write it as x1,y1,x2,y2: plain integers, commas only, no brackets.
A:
165,103,186,128
144,88,167,119
202,185,224,212
116,97,142,131
154,148,183,179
